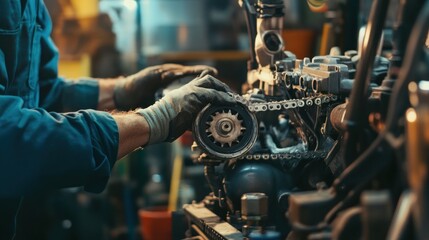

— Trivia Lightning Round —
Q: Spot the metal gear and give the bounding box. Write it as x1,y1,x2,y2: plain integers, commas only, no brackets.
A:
207,110,245,147
193,103,258,159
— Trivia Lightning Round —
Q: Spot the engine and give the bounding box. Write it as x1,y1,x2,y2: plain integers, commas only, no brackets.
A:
183,0,429,239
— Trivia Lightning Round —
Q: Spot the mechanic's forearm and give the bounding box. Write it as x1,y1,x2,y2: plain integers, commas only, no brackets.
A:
112,112,150,159
97,79,117,111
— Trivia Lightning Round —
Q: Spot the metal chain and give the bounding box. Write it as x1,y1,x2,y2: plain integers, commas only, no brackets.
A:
197,93,336,164
197,150,328,167
236,150,327,161
230,93,338,113
226,93,334,162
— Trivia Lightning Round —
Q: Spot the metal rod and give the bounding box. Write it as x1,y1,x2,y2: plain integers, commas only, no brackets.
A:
240,0,258,70
343,0,390,163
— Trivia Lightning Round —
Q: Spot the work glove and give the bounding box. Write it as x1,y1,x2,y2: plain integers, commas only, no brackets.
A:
136,74,235,144
114,64,218,110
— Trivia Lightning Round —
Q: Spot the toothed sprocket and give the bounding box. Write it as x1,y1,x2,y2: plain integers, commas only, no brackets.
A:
207,110,245,148
193,103,258,159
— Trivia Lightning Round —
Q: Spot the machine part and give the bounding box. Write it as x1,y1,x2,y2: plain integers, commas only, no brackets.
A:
194,91,336,160
330,103,347,133
280,56,361,96
184,203,244,240
361,190,392,240
261,31,284,53
332,0,429,199
253,0,285,67
241,193,268,222
323,140,347,177
265,135,307,154
193,103,258,159
223,162,294,237
231,93,337,113
386,191,415,240
208,110,244,147
288,190,336,228
224,162,294,213
240,151,327,162
242,204,282,239
184,0,429,239
330,207,362,240
197,151,328,171
204,165,221,199
238,0,258,70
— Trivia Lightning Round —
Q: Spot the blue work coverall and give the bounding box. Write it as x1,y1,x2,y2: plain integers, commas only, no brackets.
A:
0,0,119,238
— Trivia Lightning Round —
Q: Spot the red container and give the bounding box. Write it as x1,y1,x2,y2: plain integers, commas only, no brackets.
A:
139,207,172,240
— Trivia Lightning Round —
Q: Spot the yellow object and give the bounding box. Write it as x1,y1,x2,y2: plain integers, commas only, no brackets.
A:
320,23,334,56
307,0,329,12
168,141,184,211
70,0,99,18
58,54,91,79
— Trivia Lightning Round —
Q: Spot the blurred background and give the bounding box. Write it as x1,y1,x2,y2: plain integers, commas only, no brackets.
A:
14,0,378,239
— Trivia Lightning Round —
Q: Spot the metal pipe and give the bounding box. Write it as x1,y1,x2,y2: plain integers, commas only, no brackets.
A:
343,0,390,164
239,0,258,70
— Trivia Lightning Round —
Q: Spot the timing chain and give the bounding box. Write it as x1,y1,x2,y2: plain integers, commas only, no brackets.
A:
236,151,327,161
230,93,338,112
198,93,337,164
198,150,328,171
236,151,328,171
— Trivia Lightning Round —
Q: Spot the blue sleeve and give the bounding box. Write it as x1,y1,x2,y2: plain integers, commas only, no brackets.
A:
0,96,119,197
37,1,99,112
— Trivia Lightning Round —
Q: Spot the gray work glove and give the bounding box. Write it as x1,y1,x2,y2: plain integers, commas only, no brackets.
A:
136,74,235,144
114,64,218,110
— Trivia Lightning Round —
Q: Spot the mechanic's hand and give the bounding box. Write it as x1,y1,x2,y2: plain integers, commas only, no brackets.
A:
114,64,218,110
136,74,235,144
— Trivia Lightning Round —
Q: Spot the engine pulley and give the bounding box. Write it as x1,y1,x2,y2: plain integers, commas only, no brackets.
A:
193,103,258,159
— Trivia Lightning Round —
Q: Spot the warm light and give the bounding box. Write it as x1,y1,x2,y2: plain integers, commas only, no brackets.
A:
409,82,418,92
406,109,417,123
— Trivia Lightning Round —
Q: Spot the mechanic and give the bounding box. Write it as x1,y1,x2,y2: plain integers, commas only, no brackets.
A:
0,0,235,239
